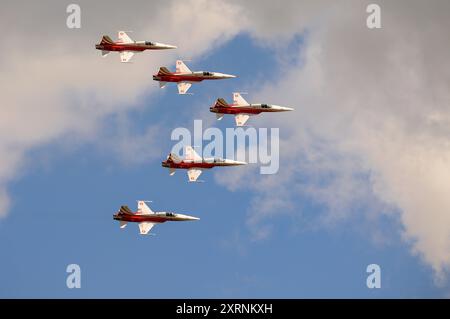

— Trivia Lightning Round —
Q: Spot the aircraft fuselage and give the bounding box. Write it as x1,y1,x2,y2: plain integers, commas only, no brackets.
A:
162,158,245,169
153,72,234,83
96,42,172,52
210,104,293,115
113,212,197,223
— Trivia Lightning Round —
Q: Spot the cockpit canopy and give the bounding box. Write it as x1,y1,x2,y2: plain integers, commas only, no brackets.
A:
261,104,270,108
145,41,155,46
203,71,213,76
165,212,176,217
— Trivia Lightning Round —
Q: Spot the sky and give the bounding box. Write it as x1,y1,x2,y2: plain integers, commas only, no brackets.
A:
0,0,450,298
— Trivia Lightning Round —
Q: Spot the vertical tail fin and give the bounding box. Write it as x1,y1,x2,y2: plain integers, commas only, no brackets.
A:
214,98,229,108
168,153,182,163
158,67,172,76
100,35,114,45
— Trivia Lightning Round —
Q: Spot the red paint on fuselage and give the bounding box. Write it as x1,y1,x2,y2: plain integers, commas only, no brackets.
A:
153,73,226,83
162,160,215,170
210,105,264,115
97,43,148,52
154,74,204,83
113,213,168,223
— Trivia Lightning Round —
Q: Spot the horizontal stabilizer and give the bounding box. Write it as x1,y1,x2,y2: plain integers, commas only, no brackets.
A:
159,81,167,88
216,113,224,120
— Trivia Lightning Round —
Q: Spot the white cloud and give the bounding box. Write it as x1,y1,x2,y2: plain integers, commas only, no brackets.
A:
0,0,244,217
214,0,450,279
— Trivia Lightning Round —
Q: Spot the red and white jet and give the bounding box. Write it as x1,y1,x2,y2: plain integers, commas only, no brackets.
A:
153,60,236,94
210,92,294,126
162,146,247,182
95,31,177,63
113,201,199,235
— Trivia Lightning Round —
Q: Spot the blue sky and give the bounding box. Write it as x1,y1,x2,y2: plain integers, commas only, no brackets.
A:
1,1,450,298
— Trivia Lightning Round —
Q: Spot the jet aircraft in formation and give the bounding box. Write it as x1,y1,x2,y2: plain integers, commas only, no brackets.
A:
162,146,247,182
153,60,236,94
210,92,294,126
95,31,177,63
98,31,293,235
113,201,199,235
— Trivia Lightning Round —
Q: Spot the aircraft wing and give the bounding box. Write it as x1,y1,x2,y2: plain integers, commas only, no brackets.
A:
176,60,192,73
120,51,135,63
233,92,249,106
138,222,155,235
185,145,202,162
187,168,202,182
177,82,192,94
235,114,250,126
118,31,134,44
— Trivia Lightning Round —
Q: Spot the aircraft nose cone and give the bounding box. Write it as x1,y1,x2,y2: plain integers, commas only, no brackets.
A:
154,42,178,49
273,105,294,111
222,74,236,79
179,214,200,221
230,160,247,165
162,44,177,49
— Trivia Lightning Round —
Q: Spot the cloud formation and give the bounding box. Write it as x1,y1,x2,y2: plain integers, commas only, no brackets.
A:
0,0,243,215
216,0,450,279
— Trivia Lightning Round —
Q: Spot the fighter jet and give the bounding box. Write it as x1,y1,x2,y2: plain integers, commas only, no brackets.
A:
210,92,294,126
162,146,247,182
113,200,199,235
95,31,177,63
153,60,236,94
